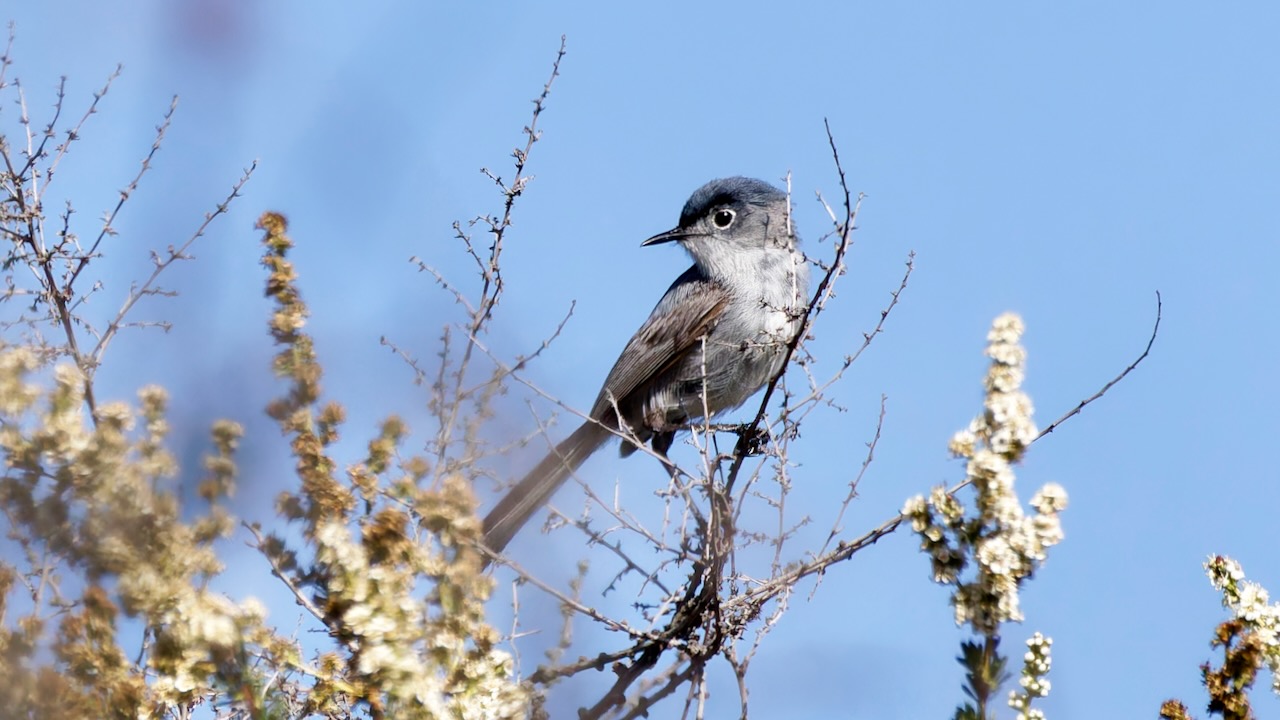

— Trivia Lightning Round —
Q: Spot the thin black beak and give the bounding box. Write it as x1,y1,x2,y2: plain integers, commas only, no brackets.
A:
641,227,688,247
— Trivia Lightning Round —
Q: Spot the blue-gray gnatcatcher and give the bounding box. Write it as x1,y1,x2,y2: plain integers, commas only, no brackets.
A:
482,177,810,559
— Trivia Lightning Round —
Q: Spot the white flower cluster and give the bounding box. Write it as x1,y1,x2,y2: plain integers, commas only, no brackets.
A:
0,346,529,716
902,314,1068,635
152,593,268,698
1205,555,1280,695
982,314,1038,456
313,519,528,716
0,352,249,706
0,345,41,416
1008,632,1053,720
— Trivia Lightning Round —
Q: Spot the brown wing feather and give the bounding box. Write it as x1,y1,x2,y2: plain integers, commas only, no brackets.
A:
589,266,731,422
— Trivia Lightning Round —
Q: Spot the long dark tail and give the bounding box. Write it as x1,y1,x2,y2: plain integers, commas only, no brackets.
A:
482,421,610,563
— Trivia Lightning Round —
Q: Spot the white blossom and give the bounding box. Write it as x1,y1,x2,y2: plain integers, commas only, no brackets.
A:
905,314,1066,637
1009,632,1054,719
1204,555,1280,699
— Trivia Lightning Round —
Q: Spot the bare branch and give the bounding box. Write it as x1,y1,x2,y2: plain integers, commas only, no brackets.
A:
69,94,177,289
87,161,256,371
1036,290,1162,440
816,394,887,559
426,37,567,476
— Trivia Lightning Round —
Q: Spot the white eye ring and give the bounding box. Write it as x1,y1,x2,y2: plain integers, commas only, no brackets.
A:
712,208,735,229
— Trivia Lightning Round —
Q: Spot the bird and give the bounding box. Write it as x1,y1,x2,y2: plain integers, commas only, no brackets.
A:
482,177,810,562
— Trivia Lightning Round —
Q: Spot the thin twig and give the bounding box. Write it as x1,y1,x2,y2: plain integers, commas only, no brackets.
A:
243,523,344,647
87,161,256,369
1036,290,1162,440
69,95,177,288
430,37,566,475
816,394,887,559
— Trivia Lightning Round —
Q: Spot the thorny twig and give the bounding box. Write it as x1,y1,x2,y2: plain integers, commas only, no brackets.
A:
69,95,177,289
415,36,567,477
87,162,256,371
816,394,886,560
1,54,253,421
1,65,124,416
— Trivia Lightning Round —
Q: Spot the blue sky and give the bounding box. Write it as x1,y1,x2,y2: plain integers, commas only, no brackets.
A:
6,1,1279,717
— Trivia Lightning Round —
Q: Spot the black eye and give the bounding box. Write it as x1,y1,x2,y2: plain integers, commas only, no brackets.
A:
712,209,735,229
